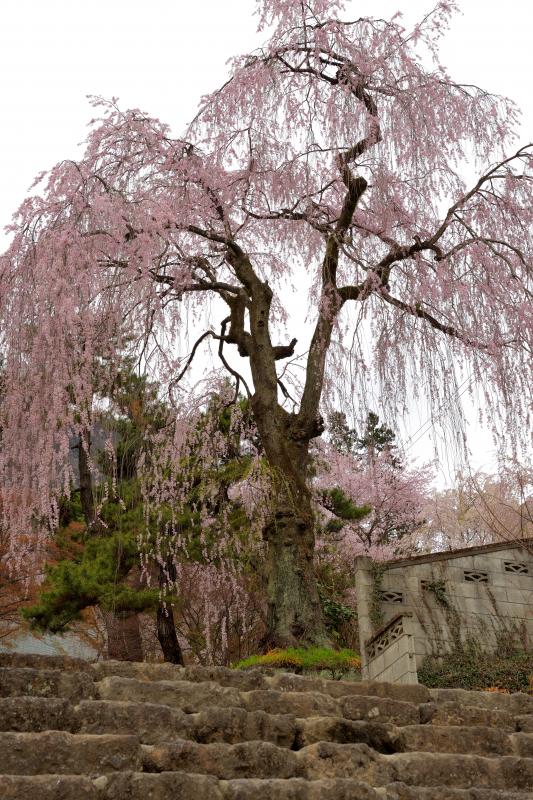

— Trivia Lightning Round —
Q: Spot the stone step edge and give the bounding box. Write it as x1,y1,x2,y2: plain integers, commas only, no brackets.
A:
3,662,532,718
0,695,527,745
2,706,532,757
0,772,532,800
3,730,533,790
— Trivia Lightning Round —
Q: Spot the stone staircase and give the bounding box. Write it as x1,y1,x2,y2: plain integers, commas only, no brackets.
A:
0,653,532,799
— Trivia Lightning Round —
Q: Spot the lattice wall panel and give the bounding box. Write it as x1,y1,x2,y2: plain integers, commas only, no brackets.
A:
379,590,403,604
504,561,529,575
367,617,405,660
464,570,489,583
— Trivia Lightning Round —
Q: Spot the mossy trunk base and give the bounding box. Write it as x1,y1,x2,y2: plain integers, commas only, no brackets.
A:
263,511,328,650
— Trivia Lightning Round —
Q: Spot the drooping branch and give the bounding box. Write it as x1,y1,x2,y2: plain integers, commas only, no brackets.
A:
377,289,488,349
427,145,533,246
172,330,222,386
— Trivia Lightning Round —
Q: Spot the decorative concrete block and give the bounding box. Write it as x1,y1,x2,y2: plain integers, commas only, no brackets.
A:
472,555,497,571
451,582,486,600
462,597,495,616
505,588,532,605
368,654,385,680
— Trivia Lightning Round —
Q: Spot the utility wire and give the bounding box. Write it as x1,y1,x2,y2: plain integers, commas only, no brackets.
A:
401,373,475,454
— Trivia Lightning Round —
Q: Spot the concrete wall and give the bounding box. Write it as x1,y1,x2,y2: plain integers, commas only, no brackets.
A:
355,540,533,683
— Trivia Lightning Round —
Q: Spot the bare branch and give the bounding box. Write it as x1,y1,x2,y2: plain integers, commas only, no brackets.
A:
219,318,251,397
171,330,222,387
273,337,298,361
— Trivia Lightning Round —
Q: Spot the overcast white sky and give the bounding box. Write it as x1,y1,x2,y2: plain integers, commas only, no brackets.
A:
1,0,531,483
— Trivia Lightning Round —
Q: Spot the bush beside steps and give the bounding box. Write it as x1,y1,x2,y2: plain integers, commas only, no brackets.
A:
232,647,361,680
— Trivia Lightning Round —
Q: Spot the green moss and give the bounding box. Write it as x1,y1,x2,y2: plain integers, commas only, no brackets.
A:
232,646,361,680
318,589,357,636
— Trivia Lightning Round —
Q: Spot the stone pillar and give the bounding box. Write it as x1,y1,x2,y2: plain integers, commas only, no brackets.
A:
354,556,375,680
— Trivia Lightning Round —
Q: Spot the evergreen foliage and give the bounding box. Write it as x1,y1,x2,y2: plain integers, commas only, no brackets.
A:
24,482,160,633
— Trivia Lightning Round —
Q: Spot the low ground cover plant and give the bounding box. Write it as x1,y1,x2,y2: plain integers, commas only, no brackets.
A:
233,646,361,680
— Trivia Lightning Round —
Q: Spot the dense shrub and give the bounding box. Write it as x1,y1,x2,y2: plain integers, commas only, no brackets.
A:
418,642,533,694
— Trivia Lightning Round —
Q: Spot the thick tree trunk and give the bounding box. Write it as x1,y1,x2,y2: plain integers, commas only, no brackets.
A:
253,408,329,649
156,603,184,664
103,610,144,661
263,506,327,649
223,260,332,650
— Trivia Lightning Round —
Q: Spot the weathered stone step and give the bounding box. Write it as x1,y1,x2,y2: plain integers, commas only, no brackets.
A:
4,726,532,789
93,661,268,691
395,724,533,758
429,688,533,715
222,781,533,800
2,693,529,761
91,658,436,707
4,669,527,735
421,700,519,731
91,659,430,703
0,695,299,747
384,786,533,800
0,667,95,701
302,745,533,791
1,773,532,800
0,652,89,672
2,653,531,712
0,652,389,703
140,738,533,790
0,731,140,775
1,775,100,800
96,675,422,725
0,696,75,733
0,772,223,800
96,674,533,733
297,716,533,756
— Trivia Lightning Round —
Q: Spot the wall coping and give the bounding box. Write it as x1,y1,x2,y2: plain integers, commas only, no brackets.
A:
373,537,533,571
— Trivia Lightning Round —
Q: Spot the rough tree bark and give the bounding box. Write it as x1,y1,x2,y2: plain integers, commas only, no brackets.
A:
156,603,184,664
156,563,184,664
101,609,144,661
219,252,334,648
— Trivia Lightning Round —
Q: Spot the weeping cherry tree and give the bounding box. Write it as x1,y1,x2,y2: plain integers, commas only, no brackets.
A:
1,0,532,647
